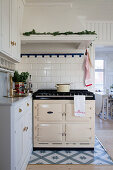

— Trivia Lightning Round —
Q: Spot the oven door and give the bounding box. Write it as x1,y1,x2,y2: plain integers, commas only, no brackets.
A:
37,123,63,142
37,103,63,122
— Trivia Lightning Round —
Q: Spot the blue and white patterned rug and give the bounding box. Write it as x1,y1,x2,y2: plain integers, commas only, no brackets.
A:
29,138,113,165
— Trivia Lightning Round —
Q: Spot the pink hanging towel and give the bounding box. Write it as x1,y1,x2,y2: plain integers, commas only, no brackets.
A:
85,49,92,87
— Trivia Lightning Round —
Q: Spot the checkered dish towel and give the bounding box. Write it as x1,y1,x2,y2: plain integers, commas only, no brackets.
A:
74,95,85,117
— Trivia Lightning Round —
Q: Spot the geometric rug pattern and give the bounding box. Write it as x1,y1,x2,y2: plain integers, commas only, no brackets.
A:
29,138,113,165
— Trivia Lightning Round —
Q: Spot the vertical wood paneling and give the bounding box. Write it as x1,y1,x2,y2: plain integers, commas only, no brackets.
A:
102,23,107,40
106,23,110,41
111,23,113,41
94,23,99,40
98,23,103,40
86,21,113,41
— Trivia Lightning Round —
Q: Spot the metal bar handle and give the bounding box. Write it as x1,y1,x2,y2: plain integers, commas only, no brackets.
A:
47,111,53,114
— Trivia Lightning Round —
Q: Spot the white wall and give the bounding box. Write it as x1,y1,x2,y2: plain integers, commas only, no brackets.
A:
22,0,113,33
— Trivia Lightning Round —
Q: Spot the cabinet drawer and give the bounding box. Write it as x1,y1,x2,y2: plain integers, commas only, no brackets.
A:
66,123,92,142
37,124,63,142
37,104,63,121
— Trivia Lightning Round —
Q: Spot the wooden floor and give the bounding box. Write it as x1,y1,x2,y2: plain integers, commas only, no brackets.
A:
27,115,113,170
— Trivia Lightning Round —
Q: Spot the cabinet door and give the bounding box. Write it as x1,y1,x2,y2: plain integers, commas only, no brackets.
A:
66,123,92,143
11,0,20,61
15,116,24,169
37,124,63,142
23,112,32,158
37,103,63,121
1,0,12,56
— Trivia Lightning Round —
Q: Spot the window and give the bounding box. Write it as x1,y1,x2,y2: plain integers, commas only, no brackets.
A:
95,60,104,91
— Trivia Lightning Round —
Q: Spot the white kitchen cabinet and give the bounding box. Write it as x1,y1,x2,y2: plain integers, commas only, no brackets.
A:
0,96,32,170
11,0,20,61
0,0,12,57
0,0,22,62
15,114,24,170
33,100,95,148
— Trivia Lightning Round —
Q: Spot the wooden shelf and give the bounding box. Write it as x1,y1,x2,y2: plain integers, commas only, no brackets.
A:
21,35,97,49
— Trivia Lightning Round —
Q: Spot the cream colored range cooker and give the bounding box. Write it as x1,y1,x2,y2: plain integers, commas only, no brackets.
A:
33,89,95,148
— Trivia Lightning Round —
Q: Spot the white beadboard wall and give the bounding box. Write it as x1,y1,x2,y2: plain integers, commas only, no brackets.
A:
16,54,94,92
86,21,113,41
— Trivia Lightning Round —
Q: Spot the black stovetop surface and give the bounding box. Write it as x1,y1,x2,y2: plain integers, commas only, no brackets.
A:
33,89,95,100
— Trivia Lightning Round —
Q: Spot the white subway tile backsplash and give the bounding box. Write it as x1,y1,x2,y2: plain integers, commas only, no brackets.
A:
41,64,51,70
37,83,47,89
37,56,47,63
29,55,38,63
54,56,66,63
51,77,60,83
32,64,42,70
51,70,60,76
46,56,56,63
20,56,28,63
37,70,47,77
51,64,60,70
46,83,55,89
60,76,71,83
46,70,52,76
32,82,38,89
41,77,51,83
31,76,42,82
29,70,37,76
65,57,76,64
16,54,94,92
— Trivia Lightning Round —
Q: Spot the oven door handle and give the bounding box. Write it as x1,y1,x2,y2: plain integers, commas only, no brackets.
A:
47,111,53,114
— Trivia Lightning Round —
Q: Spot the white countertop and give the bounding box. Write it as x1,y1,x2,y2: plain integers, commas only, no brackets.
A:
0,94,32,106
95,92,109,96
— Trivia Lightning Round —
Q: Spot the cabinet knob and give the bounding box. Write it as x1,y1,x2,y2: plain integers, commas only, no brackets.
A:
27,103,29,106
62,112,66,116
19,108,22,112
14,42,16,46
23,127,28,132
62,132,66,136
23,127,26,132
11,41,14,46
11,41,16,46
26,127,28,131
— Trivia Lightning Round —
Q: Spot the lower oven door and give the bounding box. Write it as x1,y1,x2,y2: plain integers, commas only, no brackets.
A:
65,123,92,143
37,124,63,142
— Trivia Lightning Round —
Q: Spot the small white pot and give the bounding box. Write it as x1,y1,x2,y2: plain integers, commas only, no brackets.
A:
56,84,70,92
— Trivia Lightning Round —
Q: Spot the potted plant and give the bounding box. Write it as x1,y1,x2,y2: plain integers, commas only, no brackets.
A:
12,71,29,95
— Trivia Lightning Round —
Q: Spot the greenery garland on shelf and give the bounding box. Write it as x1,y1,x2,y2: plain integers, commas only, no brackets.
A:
23,29,97,36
